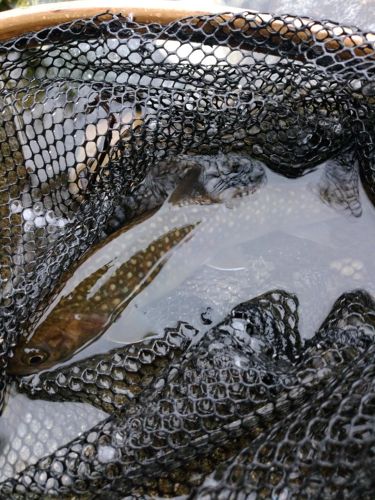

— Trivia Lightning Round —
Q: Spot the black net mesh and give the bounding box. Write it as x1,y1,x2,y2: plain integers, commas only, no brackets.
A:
0,8,375,498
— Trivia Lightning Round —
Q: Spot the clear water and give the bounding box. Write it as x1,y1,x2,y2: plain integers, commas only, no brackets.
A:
107,166,375,344
16,159,375,359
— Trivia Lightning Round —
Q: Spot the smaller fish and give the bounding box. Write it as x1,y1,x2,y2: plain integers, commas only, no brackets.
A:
7,220,197,376
106,153,266,233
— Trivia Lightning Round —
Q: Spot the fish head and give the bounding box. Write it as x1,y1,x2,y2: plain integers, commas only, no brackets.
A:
7,311,108,376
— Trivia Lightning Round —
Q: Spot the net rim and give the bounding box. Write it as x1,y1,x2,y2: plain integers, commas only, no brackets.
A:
0,1,373,60
0,0,243,41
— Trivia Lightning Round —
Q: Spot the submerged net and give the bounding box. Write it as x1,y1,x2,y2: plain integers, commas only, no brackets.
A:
0,7,375,498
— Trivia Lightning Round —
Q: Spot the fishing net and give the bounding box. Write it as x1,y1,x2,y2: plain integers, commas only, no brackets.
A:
0,7,375,498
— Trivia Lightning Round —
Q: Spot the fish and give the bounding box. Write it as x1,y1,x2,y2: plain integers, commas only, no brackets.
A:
3,290,302,497
1,9,375,497
6,151,266,377
7,214,197,376
105,152,266,235
192,291,375,500
1,6,372,381
0,82,139,400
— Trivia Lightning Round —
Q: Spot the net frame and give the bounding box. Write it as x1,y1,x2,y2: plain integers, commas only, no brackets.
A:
0,0,374,53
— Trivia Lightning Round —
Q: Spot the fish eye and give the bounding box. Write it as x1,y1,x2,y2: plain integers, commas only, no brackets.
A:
22,348,49,366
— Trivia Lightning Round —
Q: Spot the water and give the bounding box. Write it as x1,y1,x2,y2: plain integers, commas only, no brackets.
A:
108,166,375,343
21,158,375,357
0,388,107,481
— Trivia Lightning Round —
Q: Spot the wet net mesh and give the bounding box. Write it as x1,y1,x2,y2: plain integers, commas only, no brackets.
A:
0,8,375,498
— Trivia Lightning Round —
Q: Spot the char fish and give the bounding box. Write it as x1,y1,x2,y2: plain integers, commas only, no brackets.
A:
7,151,265,377
7,215,197,376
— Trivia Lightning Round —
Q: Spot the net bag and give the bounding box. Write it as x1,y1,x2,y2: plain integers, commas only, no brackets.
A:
0,3,374,498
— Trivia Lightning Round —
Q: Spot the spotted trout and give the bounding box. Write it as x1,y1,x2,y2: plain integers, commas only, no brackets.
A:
7,213,197,376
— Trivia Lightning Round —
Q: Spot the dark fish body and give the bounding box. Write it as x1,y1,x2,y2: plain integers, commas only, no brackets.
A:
106,152,266,234
7,215,196,375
